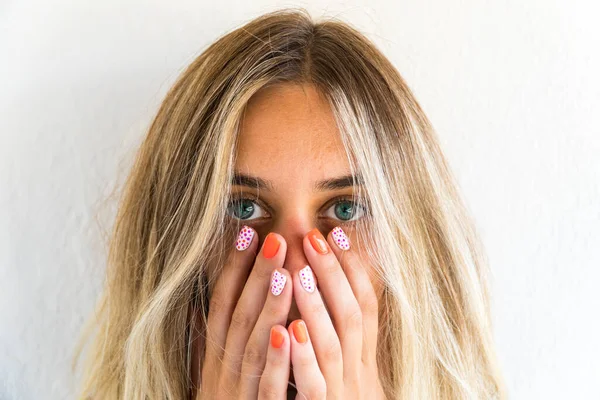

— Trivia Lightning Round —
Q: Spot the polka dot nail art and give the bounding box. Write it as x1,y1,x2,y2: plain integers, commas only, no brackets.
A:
270,269,286,296
299,265,315,293
331,226,350,250
235,225,255,251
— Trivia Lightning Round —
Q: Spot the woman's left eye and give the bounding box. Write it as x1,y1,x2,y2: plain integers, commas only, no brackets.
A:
323,198,367,223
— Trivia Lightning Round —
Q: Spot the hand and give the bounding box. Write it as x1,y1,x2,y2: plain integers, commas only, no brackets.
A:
259,227,386,399
195,227,293,399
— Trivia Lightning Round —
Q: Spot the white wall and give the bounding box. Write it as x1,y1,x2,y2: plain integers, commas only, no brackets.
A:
1,1,598,398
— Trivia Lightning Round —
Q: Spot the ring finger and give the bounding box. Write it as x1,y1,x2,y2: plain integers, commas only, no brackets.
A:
240,268,292,398
292,265,343,393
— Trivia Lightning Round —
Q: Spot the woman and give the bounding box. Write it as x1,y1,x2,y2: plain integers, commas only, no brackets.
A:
75,8,505,399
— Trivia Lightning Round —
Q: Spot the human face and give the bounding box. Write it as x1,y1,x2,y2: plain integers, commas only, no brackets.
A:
229,83,373,322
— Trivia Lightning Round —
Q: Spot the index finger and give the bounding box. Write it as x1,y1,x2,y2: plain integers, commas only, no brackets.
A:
302,228,363,349
327,226,379,365
204,225,258,370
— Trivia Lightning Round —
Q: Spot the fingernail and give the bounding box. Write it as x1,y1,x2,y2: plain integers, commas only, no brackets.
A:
262,233,280,258
291,320,308,344
270,326,284,348
299,265,315,293
308,228,329,254
331,226,350,250
270,269,287,296
235,225,255,251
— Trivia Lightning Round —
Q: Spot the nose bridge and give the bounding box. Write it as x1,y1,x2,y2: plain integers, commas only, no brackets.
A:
273,216,312,275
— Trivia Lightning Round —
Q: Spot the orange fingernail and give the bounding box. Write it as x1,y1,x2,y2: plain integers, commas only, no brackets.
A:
291,320,308,344
262,233,280,258
308,228,329,254
270,326,284,348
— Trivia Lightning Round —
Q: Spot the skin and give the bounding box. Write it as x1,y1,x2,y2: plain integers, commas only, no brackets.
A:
192,83,386,399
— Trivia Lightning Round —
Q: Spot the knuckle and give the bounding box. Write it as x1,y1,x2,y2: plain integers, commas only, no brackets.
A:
345,307,363,330
264,299,287,317
304,382,327,400
267,350,287,368
243,341,265,366
254,264,274,281
217,387,237,399
208,291,228,316
323,340,342,364
230,307,253,331
216,375,237,398
258,381,279,399
343,372,361,392
323,257,341,276
310,301,328,316
203,335,223,357
362,294,379,317
296,352,315,368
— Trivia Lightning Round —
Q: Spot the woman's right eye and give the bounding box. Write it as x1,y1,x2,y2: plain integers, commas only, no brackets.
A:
226,198,267,221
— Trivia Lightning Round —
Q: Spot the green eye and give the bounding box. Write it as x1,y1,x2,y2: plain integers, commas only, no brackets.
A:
226,198,264,221
326,199,366,222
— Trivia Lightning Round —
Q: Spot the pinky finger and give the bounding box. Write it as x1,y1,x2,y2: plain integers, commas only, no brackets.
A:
289,320,327,399
258,325,290,399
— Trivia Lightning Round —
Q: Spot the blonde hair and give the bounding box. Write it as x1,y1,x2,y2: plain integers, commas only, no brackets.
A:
74,8,505,399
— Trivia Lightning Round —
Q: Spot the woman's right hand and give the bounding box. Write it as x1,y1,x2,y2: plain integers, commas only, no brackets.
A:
196,226,293,399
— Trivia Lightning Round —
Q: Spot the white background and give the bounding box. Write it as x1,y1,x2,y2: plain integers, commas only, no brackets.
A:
1,1,599,398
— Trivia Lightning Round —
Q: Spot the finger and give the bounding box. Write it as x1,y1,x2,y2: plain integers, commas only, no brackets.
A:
303,228,363,375
240,268,293,398
328,226,379,365
292,266,343,392
204,225,258,373
257,325,291,400
289,320,327,400
219,232,287,389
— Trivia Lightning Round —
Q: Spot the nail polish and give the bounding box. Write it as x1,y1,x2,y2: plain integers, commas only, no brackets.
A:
262,233,280,258
270,269,286,296
331,226,350,250
308,228,329,254
235,225,255,251
299,265,315,293
291,320,308,344
270,326,284,348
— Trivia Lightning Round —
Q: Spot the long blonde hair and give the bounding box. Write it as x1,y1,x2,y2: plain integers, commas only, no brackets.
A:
74,7,505,399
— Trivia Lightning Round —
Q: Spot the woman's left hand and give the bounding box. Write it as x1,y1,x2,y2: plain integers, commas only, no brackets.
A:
286,226,386,399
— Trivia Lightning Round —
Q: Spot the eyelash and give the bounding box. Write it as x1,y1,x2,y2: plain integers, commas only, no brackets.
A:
225,194,369,225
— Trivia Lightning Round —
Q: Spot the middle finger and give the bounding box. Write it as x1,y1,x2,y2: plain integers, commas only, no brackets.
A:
239,267,292,398
292,264,343,393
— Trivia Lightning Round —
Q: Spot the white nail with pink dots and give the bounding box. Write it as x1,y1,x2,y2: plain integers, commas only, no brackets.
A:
331,226,350,250
299,265,315,293
235,225,255,251
270,270,286,296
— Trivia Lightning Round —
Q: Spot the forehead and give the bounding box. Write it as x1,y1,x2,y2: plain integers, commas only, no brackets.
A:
235,83,350,184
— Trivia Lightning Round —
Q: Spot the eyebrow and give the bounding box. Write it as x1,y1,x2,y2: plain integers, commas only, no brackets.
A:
231,172,363,192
